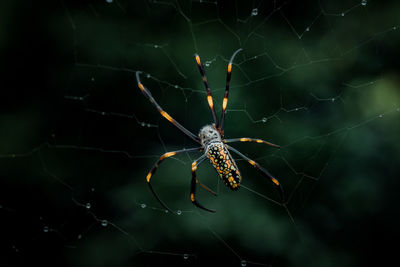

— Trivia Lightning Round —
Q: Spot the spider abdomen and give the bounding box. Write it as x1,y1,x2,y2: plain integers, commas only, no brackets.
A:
205,142,241,190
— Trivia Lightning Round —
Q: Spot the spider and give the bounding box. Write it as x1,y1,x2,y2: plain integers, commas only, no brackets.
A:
136,48,284,213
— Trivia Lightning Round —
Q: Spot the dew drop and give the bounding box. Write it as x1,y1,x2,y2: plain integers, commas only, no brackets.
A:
164,209,169,213
77,234,82,239
241,260,247,267
85,203,91,209
106,0,113,3
101,220,108,227
174,85,178,88
101,112,105,115
396,108,400,112
141,122,146,127
146,74,151,78
183,254,189,260
393,26,397,30
154,44,159,48
331,98,335,102
305,27,310,32
379,114,383,118
91,187,95,192
251,8,258,16
146,123,151,127
341,12,345,16
205,61,211,67
261,117,267,123
140,203,146,208
91,77,95,82
43,226,49,233
176,210,182,215
361,0,367,6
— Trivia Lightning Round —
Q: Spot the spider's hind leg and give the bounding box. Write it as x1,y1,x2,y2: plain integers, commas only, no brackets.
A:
191,155,217,213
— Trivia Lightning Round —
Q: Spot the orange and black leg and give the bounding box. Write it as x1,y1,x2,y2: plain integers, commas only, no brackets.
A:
227,145,285,204
190,155,216,213
219,48,243,133
224,137,280,149
146,147,200,213
136,71,200,143
194,53,219,126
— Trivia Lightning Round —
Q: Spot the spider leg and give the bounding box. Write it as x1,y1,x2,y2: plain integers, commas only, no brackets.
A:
136,71,200,143
194,156,218,196
194,53,219,127
219,48,243,134
191,155,217,213
146,147,200,213
227,145,285,204
224,137,280,149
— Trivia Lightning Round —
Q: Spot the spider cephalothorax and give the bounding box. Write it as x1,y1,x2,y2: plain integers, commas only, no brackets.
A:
136,48,284,213
199,124,221,147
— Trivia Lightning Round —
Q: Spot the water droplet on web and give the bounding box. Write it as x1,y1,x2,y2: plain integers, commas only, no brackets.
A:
164,209,169,213
241,260,247,266
106,0,113,3
140,203,146,208
85,203,91,209
396,108,399,112
101,112,105,115
154,44,159,48
176,210,182,215
305,27,310,32
101,220,108,227
77,234,82,239
331,98,335,102
205,61,211,67
183,254,189,260
361,0,367,6
174,85,178,88
91,187,95,192
43,226,49,233
251,8,258,16
141,122,146,127
147,123,151,127
393,26,397,30
341,12,345,16
146,74,151,78
379,114,383,118
91,77,95,82
261,117,267,123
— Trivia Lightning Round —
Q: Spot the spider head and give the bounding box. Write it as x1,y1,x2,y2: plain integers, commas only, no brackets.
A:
199,124,221,147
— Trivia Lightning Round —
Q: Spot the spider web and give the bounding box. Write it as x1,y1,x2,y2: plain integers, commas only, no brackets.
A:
1,0,399,266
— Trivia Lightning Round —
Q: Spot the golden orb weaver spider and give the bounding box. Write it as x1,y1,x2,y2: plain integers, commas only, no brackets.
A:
136,48,284,213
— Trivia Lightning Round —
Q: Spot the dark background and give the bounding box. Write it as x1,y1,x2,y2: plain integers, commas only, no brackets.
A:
1,0,399,266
